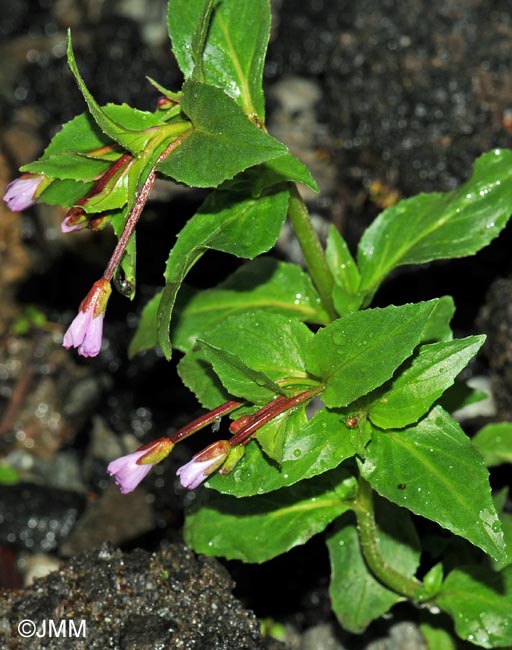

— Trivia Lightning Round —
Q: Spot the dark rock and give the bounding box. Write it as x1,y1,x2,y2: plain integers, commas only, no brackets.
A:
0,543,279,650
0,483,85,552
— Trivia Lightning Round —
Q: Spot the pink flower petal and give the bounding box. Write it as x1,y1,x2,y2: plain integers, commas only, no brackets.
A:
3,176,43,212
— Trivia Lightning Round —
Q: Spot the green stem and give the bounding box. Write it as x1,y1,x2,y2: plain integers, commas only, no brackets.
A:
287,184,337,320
354,478,423,600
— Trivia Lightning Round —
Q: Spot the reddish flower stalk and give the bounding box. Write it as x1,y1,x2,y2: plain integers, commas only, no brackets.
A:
102,134,189,282
61,153,133,233
170,400,242,444
229,386,323,447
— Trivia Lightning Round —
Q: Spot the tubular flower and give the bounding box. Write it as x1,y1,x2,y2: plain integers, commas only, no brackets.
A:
61,207,88,233
3,174,44,211
177,440,231,490
108,437,174,494
63,279,111,357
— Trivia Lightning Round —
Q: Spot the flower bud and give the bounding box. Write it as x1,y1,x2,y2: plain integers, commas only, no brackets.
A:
61,207,88,233
176,440,231,489
3,174,44,212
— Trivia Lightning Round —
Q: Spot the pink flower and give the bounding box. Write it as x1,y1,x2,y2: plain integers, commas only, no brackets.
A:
3,174,44,211
177,440,231,489
108,437,174,494
107,448,154,494
61,207,88,233
63,279,111,357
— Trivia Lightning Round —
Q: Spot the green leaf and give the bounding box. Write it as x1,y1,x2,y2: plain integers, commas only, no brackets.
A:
358,149,512,298
255,406,308,462
178,348,230,408
80,170,130,213
172,258,328,353
37,178,93,207
156,80,287,188
422,295,455,343
326,225,361,294
21,152,111,181
207,409,356,496
472,422,512,467
327,499,420,633
197,339,284,403
360,406,507,562
419,623,459,650
256,154,318,192
306,300,439,408
67,32,167,154
197,312,313,384
365,336,485,429
168,0,270,119
34,111,110,158
326,226,365,314
184,469,351,563
157,187,289,359
128,292,161,357
110,209,136,299
436,565,512,648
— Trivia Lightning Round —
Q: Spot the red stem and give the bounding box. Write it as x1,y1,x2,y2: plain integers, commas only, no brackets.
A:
229,386,322,447
102,134,189,282
170,400,242,444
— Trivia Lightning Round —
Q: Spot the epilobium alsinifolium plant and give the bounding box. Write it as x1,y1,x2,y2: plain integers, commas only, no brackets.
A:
5,1,512,646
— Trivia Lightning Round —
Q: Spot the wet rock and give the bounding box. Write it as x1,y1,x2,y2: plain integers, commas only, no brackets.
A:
60,485,155,556
18,553,61,587
0,332,103,459
0,543,280,649
0,482,85,552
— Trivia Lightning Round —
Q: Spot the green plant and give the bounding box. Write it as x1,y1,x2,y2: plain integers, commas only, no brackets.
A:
5,1,512,646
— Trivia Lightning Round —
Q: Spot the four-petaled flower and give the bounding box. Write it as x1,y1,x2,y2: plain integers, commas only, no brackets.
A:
63,278,112,357
177,440,231,489
108,437,174,494
3,174,44,212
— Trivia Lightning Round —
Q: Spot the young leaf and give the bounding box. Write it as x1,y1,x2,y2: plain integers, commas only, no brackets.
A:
67,32,169,154
364,336,485,429
435,565,512,648
360,407,507,562
306,300,439,408
184,470,352,563
21,152,112,182
419,623,460,650
171,258,329,353
168,0,270,119
110,209,136,300
196,312,313,384
197,340,284,403
325,225,361,294
37,178,93,207
178,348,230,409
422,295,455,343
472,422,512,467
327,500,420,633
207,409,356,497
128,292,161,357
156,80,287,188
358,149,512,299
255,406,308,463
253,154,318,193
157,187,289,359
